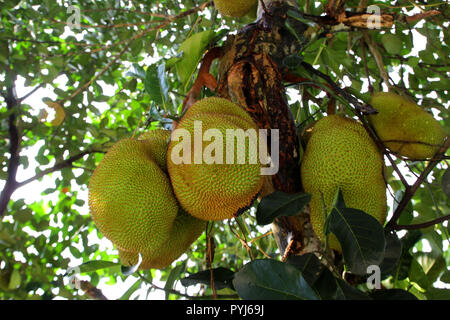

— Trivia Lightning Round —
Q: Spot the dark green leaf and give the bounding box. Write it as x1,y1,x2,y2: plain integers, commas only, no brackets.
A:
181,267,235,291
409,258,429,289
71,260,121,274
164,262,186,300
381,34,403,55
442,168,450,198
426,288,450,300
145,62,169,110
313,267,370,300
256,192,311,225
380,231,402,276
440,270,450,284
233,259,319,300
326,199,386,275
286,253,324,285
334,278,371,300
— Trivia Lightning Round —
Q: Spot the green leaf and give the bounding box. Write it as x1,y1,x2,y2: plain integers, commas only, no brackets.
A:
283,54,304,70
181,267,235,291
313,267,370,300
233,259,319,300
334,278,371,300
13,209,34,224
440,270,450,284
145,62,169,110
416,252,446,284
126,64,146,79
256,192,311,225
8,269,21,290
286,253,324,285
409,258,429,289
164,262,186,300
442,168,450,198
394,190,414,226
380,231,402,276
426,288,450,300
71,260,121,274
174,30,216,89
381,34,402,55
326,190,386,275
119,278,142,300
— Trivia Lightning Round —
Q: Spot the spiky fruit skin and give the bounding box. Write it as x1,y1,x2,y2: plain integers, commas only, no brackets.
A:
301,115,387,251
214,0,258,18
167,97,263,221
369,92,446,159
89,130,205,270
138,129,171,171
119,209,205,270
88,138,179,254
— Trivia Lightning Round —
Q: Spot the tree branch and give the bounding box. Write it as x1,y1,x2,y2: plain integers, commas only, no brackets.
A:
386,137,450,229
362,31,392,89
15,149,105,189
393,214,450,231
63,1,212,105
18,83,45,103
300,62,378,115
0,72,20,219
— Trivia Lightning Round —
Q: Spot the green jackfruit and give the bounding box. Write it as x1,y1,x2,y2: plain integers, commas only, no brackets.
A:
301,115,387,251
139,129,171,171
214,0,258,18
119,209,205,270
89,137,178,254
167,97,264,221
89,130,204,270
369,92,446,159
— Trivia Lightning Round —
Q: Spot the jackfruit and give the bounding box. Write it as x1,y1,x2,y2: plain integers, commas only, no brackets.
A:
301,115,387,251
368,92,446,159
214,0,258,18
89,130,205,270
88,136,179,254
167,97,264,221
119,209,205,270
139,129,171,171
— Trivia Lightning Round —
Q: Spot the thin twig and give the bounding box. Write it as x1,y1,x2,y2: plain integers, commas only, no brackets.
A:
394,215,450,231
362,31,392,89
15,149,105,189
62,2,212,105
386,138,450,229
0,71,20,218
18,83,45,103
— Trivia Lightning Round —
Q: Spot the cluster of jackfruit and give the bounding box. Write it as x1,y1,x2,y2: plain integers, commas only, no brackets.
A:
88,87,446,266
88,97,264,269
88,129,205,270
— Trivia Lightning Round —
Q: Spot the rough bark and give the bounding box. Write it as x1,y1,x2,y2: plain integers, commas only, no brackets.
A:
216,1,322,256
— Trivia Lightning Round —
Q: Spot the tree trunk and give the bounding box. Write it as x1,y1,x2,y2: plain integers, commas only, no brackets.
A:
216,0,322,257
